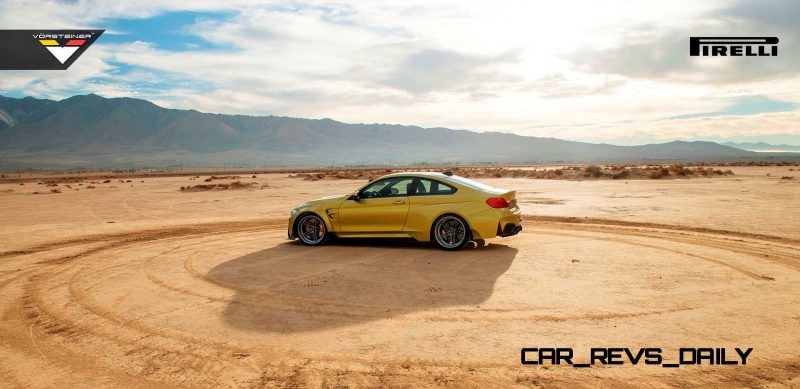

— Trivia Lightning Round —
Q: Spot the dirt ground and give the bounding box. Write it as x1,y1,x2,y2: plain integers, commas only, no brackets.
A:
0,166,798,387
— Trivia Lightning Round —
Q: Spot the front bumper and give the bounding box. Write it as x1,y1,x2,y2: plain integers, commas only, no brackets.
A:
287,215,297,240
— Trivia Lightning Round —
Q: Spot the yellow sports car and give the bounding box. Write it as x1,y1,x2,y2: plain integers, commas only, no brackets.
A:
288,172,521,250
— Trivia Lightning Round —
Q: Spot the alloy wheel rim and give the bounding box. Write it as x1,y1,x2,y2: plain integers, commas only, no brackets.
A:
298,215,325,244
435,216,466,248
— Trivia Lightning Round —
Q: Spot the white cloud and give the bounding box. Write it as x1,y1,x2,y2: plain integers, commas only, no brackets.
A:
1,0,798,144
516,110,800,144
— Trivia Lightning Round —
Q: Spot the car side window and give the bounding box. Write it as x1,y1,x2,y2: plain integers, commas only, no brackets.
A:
359,177,414,198
413,178,456,195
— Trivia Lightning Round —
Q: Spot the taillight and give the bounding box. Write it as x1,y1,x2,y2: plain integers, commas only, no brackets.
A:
485,197,510,208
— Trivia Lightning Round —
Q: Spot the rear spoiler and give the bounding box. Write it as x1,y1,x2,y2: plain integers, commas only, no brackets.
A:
493,189,516,200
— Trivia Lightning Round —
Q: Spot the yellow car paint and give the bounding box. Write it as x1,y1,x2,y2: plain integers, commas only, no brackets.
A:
288,172,521,246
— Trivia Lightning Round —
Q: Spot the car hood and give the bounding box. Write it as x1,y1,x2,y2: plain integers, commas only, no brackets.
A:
298,194,348,208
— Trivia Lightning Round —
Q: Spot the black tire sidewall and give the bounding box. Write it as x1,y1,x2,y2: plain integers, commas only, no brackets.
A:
295,213,327,246
431,214,471,250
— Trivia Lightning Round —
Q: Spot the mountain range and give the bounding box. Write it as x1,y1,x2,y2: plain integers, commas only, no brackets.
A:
722,142,800,152
0,94,791,168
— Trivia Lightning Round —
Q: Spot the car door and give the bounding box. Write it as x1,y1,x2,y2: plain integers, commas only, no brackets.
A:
403,177,459,234
338,177,413,232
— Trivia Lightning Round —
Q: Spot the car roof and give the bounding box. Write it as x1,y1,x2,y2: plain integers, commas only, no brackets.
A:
375,171,452,180
372,171,470,188
367,171,506,194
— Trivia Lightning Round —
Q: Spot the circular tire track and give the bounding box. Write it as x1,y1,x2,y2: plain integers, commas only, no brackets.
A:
1,216,799,387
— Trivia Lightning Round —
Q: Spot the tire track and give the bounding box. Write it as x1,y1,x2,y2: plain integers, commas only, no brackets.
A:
1,215,799,387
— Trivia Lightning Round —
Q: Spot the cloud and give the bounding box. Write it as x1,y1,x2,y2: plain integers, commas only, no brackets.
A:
521,73,624,98
515,110,800,144
0,44,116,99
1,0,799,145
382,49,519,95
571,0,800,84
668,95,797,119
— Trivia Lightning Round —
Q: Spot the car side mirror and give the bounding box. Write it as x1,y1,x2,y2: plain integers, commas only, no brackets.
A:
347,193,360,201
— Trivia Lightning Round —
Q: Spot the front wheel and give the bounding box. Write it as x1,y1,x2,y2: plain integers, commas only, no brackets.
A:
296,214,328,246
431,215,471,250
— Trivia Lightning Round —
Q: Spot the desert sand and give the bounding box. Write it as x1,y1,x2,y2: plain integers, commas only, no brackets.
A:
0,166,798,387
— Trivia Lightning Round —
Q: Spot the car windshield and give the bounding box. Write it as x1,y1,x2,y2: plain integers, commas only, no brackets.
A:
445,175,499,192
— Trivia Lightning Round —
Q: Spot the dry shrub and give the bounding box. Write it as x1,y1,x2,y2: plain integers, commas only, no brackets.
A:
612,170,629,179
102,179,111,183
180,181,256,192
781,176,795,180
649,170,663,179
50,188,61,193
283,164,736,182
583,165,603,178
669,165,687,176
211,175,241,180
203,175,242,182
86,185,96,189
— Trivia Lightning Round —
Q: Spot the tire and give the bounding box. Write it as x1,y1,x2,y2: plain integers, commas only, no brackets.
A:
431,214,471,250
295,213,328,246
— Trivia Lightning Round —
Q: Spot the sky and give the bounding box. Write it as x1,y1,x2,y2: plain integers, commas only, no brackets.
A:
1,0,798,145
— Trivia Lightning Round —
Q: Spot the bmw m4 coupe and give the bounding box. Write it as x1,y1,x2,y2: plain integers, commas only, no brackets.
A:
288,172,522,250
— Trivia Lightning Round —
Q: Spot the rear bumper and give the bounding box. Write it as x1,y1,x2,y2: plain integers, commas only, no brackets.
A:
498,222,522,237
465,207,521,240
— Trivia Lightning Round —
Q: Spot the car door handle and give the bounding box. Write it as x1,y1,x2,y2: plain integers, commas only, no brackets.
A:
392,200,406,204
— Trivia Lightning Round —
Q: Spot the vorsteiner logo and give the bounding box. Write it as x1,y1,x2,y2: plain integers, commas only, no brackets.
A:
690,37,778,56
35,33,97,64
0,30,104,70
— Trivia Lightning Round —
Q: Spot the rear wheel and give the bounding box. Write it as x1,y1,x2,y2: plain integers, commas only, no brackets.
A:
296,214,328,246
431,215,471,250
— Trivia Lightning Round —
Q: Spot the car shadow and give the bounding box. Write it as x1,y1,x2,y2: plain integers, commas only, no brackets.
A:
207,239,517,333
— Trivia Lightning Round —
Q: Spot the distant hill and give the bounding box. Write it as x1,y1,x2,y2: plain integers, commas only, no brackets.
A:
722,141,800,152
0,94,773,168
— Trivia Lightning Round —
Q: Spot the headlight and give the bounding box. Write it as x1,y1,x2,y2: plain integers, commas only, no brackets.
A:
290,209,298,217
